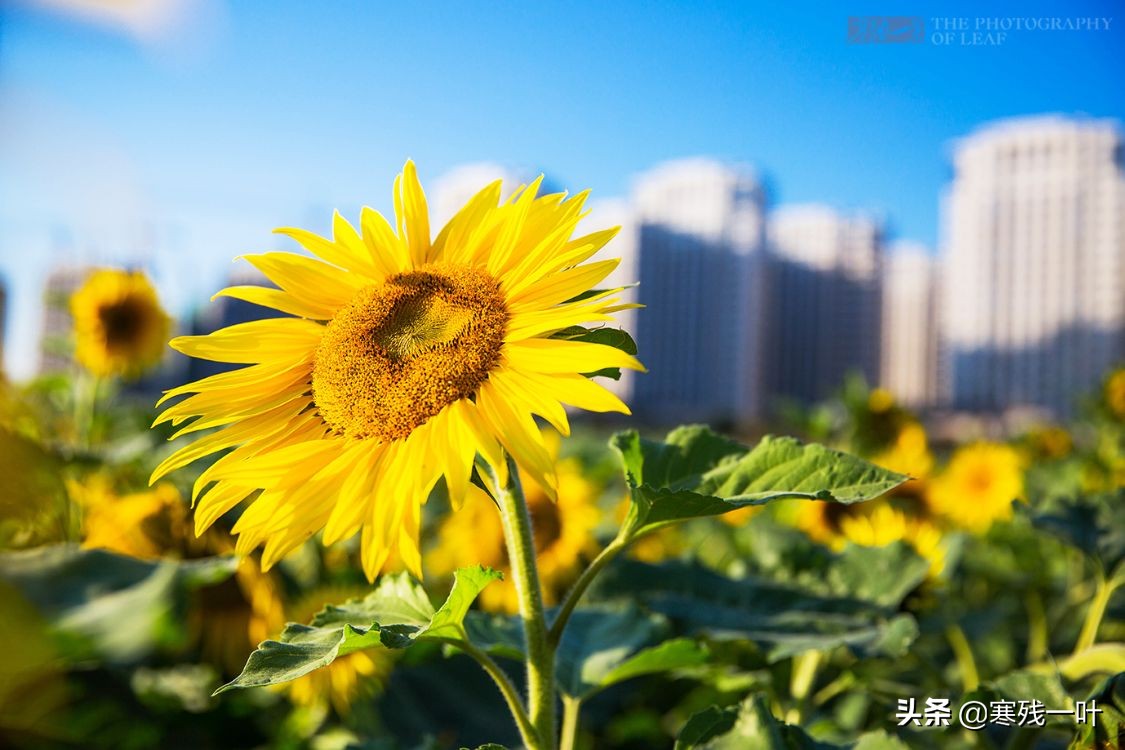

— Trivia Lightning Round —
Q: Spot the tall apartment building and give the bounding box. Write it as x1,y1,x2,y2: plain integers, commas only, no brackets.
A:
628,158,768,426
881,242,939,408
766,205,884,405
942,116,1125,416
37,265,90,375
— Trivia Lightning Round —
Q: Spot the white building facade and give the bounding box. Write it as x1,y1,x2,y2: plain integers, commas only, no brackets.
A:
880,243,940,408
942,116,1125,416
628,158,769,426
766,205,884,405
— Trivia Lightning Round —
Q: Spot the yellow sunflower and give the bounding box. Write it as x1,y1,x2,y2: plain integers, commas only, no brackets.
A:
282,585,395,714
72,476,188,559
929,442,1024,533
837,504,947,577
1105,368,1125,420
429,452,600,613
68,475,285,674
151,161,641,581
872,422,934,480
71,268,170,378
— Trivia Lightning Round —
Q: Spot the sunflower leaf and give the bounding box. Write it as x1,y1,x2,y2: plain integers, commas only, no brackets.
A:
676,694,911,749
612,426,907,539
591,557,920,661
215,565,500,695
549,324,638,380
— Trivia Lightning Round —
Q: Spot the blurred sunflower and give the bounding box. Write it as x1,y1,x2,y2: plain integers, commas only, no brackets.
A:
1104,368,1125,420
282,585,394,715
837,504,946,577
68,475,285,674
191,558,287,676
72,476,187,559
71,268,170,378
430,452,600,613
929,442,1024,533
871,422,933,480
151,161,641,580
1021,424,1073,461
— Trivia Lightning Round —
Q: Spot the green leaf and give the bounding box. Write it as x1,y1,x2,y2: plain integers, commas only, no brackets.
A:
612,427,907,538
592,558,919,661
554,605,708,700
677,695,910,749
0,544,237,662
1070,671,1125,750
1027,490,1125,573
674,705,738,749
599,638,710,689
216,566,500,694
550,324,638,379
989,669,1072,712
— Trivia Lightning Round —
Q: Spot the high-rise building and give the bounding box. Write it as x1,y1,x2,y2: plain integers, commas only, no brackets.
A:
942,116,1125,416
628,158,768,425
766,205,883,405
37,265,90,375
581,198,639,405
880,242,939,408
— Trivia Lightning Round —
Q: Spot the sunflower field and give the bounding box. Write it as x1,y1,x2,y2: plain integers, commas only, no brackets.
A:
1,165,1123,750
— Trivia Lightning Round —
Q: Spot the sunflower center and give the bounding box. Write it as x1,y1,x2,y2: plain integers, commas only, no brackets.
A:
312,264,509,441
98,298,146,349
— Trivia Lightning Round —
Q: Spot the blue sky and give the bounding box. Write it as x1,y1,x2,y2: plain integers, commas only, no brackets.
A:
1,0,1122,377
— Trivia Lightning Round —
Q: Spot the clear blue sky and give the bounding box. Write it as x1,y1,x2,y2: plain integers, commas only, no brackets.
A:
1,0,1122,377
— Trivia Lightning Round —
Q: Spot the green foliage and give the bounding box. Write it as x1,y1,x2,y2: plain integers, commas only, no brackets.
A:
592,553,921,661
612,426,908,538
550,324,638,380
217,566,500,694
676,694,910,749
1070,671,1125,750
0,544,236,661
554,605,708,700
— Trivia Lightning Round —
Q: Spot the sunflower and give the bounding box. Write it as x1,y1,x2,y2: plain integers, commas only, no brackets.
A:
929,442,1024,533
837,504,946,577
1104,368,1125,420
71,268,170,378
68,475,285,674
429,450,600,613
151,161,641,580
72,476,188,559
282,585,395,714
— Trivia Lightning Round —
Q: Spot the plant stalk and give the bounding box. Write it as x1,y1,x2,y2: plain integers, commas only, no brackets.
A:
489,454,556,749
559,696,582,750
946,623,979,692
1074,572,1118,654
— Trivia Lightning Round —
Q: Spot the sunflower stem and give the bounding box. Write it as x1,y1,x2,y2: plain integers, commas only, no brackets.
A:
438,636,538,749
488,454,556,750
559,696,582,750
1074,569,1119,654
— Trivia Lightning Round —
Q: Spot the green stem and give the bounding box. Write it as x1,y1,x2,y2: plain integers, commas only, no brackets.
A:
549,535,627,647
1074,573,1119,654
946,624,979,692
487,455,556,749
786,650,822,723
559,696,582,750
1024,591,1047,663
440,636,538,750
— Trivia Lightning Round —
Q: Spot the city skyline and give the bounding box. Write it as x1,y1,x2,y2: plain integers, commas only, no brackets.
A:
3,0,1123,379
